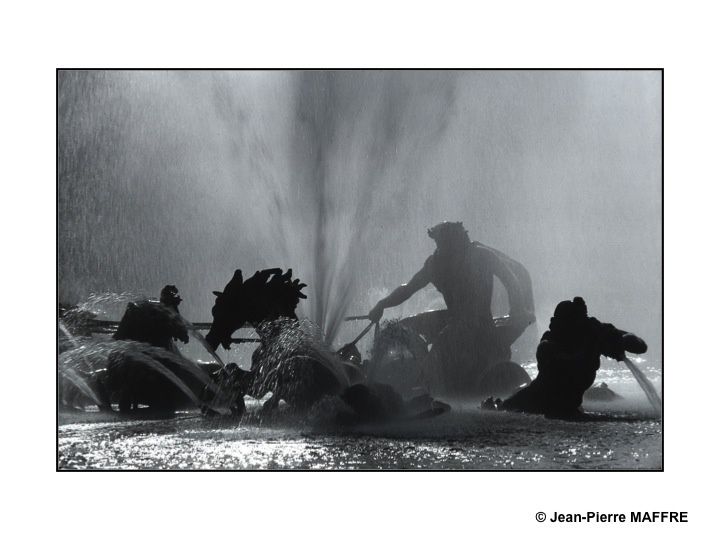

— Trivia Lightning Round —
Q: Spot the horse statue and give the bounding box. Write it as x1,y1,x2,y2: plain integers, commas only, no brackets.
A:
205,268,449,420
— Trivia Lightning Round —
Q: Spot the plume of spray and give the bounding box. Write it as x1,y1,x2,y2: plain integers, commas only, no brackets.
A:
622,354,662,417
60,366,105,407
263,72,458,344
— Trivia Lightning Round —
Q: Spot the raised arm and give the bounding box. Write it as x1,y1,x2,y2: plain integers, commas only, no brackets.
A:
369,264,431,322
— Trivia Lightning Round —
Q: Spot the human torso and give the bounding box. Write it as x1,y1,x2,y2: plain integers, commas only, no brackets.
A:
426,242,494,322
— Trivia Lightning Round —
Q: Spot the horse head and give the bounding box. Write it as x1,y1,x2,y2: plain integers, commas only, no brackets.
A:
205,268,307,350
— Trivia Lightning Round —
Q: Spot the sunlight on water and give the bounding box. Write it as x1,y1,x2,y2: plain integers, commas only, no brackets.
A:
58,412,661,470
59,368,661,470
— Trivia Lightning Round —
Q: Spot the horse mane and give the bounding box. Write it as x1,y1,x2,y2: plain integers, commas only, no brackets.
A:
206,268,307,350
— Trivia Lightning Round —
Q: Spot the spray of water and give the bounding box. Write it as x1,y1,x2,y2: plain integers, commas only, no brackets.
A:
75,291,147,318
121,352,202,407
58,321,80,349
180,316,225,366
252,318,351,398
622,355,662,417
268,72,458,342
59,339,218,407
60,366,105,407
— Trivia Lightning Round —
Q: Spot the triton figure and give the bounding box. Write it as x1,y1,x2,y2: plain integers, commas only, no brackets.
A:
500,296,647,417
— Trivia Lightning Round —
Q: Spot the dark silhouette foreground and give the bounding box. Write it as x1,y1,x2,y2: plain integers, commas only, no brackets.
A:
107,285,195,413
498,297,647,418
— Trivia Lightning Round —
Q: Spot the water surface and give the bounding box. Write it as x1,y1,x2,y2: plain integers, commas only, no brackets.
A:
58,376,661,470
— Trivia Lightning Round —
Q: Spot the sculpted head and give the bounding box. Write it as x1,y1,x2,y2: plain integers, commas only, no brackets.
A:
427,221,470,255
205,268,307,350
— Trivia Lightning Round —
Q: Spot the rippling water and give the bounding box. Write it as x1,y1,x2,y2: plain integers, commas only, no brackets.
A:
58,367,661,470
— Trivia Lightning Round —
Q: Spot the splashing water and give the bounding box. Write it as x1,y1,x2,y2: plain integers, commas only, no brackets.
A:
273,73,458,343
59,339,217,408
623,356,662,417
58,321,80,349
252,318,351,397
180,317,225,367
62,290,224,366
59,366,105,407
122,352,202,407
75,291,147,318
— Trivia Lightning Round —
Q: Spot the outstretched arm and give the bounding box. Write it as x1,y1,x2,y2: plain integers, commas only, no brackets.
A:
594,320,648,360
622,332,648,354
369,265,431,322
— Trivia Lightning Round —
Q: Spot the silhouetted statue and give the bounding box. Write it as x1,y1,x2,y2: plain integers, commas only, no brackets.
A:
205,268,451,421
108,286,191,413
159,284,182,313
205,268,307,351
205,269,340,411
368,222,535,396
500,297,647,417
113,285,189,350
